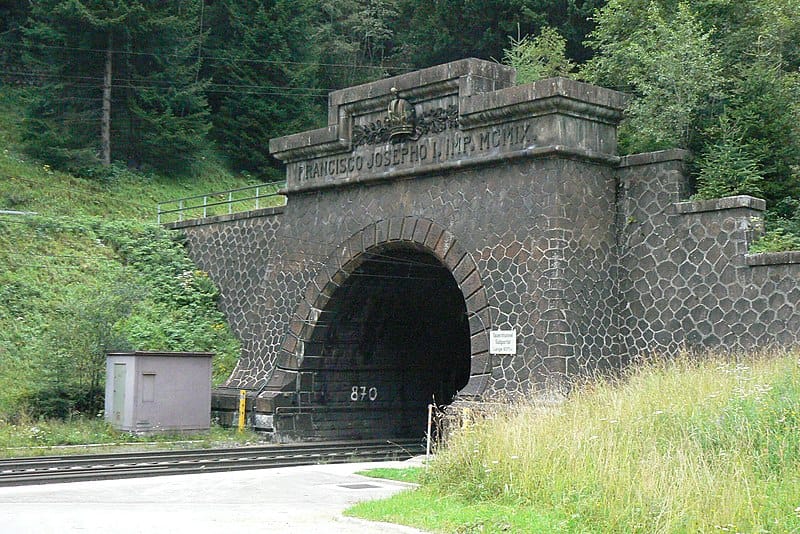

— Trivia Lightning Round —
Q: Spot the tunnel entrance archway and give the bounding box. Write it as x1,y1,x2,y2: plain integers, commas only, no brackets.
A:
303,244,471,439
271,218,493,441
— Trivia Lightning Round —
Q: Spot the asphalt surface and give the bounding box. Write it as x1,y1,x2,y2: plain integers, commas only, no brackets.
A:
0,458,428,533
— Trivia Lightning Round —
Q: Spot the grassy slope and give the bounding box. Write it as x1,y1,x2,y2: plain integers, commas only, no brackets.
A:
350,351,800,533
0,86,256,417
0,88,260,221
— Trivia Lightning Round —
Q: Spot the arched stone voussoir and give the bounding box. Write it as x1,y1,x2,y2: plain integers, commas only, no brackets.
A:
470,351,492,375
459,373,491,397
276,216,494,396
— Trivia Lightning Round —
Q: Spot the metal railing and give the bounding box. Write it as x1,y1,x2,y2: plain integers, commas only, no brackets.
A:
157,182,286,224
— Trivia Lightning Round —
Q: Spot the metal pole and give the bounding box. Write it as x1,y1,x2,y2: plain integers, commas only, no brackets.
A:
203,196,207,218
228,191,233,214
255,187,260,210
178,199,184,222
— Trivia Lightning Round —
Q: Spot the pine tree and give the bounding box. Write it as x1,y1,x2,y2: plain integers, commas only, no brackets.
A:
502,26,575,84
203,0,323,177
694,115,764,200
0,0,29,75
21,0,210,174
311,0,400,89
120,1,211,172
22,0,133,169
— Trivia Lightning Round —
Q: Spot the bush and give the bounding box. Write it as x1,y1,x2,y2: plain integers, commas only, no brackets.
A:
17,383,105,420
750,227,800,253
0,215,240,420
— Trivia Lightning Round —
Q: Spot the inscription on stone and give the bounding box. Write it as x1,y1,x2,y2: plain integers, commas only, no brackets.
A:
289,120,533,190
350,386,378,401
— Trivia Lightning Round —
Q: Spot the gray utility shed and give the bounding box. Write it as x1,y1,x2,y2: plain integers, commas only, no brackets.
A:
105,351,213,433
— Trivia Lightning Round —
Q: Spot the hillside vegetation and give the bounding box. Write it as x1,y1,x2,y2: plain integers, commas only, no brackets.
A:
350,350,800,533
2,0,797,245
0,86,254,420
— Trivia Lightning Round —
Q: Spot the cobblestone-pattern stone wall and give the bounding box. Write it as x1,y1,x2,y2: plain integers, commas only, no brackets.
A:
618,150,800,356
172,208,297,387
483,160,622,393
174,155,624,397
167,61,800,439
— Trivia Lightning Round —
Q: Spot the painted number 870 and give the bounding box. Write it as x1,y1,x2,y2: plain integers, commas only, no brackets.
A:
350,386,378,402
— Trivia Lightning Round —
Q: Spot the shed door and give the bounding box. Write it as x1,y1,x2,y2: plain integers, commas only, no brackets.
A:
112,363,127,424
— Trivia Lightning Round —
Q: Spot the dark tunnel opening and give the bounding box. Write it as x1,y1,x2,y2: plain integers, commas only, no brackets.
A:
302,245,472,440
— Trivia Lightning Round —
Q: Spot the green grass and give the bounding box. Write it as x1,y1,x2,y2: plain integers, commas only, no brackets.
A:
0,416,263,458
350,351,800,533
0,87,272,223
355,467,425,484
346,487,566,533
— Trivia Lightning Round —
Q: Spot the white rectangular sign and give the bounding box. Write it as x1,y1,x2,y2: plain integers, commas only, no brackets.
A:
490,329,517,355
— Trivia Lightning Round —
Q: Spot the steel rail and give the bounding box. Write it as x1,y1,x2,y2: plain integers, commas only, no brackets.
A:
0,439,424,487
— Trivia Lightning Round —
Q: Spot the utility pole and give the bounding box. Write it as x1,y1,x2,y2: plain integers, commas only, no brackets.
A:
101,31,112,166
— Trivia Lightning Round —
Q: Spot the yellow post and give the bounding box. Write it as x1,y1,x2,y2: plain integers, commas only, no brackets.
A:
238,389,246,433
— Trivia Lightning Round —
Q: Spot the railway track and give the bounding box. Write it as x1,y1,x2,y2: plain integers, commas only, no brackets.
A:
0,439,425,487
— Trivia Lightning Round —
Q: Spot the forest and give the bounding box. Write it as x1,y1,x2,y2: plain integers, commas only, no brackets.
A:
0,0,798,243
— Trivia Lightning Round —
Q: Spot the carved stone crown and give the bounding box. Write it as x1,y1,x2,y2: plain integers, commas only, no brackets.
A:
387,87,415,142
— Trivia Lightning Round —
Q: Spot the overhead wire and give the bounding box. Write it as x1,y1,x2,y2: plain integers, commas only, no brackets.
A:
15,42,414,71
10,81,330,98
0,69,333,94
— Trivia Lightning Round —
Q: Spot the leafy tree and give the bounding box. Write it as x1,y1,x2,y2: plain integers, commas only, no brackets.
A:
584,0,800,245
36,278,138,417
583,1,724,153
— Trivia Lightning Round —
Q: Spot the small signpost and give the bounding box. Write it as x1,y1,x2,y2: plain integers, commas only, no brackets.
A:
490,329,517,355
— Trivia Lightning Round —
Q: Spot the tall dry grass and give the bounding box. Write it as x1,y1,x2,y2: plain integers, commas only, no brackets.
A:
426,350,800,532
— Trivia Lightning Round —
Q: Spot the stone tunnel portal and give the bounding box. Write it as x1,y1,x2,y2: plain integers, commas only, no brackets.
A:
301,245,471,440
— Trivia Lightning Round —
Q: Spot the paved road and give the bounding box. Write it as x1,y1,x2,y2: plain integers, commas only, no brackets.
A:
0,459,427,533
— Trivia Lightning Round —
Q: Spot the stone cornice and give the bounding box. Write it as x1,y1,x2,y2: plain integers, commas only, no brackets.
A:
745,251,800,266
618,149,692,168
674,195,766,214
270,59,627,166
459,77,628,129
164,206,285,229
